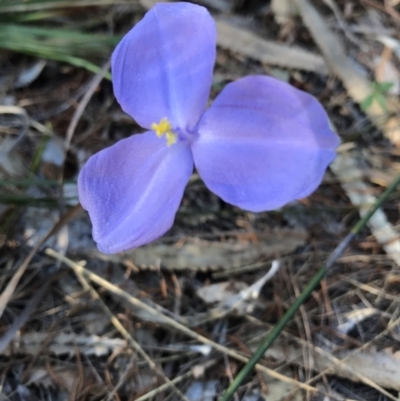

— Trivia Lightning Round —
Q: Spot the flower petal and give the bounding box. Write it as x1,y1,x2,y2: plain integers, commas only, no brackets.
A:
111,2,216,131
78,132,193,253
192,76,339,212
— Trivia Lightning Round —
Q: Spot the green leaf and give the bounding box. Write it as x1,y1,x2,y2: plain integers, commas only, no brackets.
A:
374,93,387,111
376,81,394,93
361,95,374,112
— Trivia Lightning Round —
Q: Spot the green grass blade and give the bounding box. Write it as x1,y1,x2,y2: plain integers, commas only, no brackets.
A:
0,0,133,13
0,24,119,57
0,24,117,78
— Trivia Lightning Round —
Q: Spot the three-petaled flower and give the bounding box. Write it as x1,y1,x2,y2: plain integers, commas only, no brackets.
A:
78,2,339,254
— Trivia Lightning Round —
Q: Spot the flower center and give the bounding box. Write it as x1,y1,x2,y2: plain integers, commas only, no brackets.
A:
151,117,177,147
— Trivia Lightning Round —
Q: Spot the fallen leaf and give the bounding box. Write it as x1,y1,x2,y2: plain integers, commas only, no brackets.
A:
89,229,306,271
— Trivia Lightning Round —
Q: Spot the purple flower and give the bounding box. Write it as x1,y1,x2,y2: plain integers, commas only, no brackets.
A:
78,2,339,254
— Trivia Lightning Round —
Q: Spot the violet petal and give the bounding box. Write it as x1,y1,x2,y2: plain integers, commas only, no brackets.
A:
192,75,339,212
78,132,193,253
111,2,216,131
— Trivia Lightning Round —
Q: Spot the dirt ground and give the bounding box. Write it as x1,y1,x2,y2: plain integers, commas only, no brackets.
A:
1,0,400,400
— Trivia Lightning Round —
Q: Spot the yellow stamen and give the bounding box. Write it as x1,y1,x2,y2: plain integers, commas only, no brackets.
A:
151,117,172,138
151,117,177,146
166,131,177,146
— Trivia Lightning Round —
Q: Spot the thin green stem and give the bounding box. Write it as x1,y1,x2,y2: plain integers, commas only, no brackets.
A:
219,173,400,401
351,173,400,235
